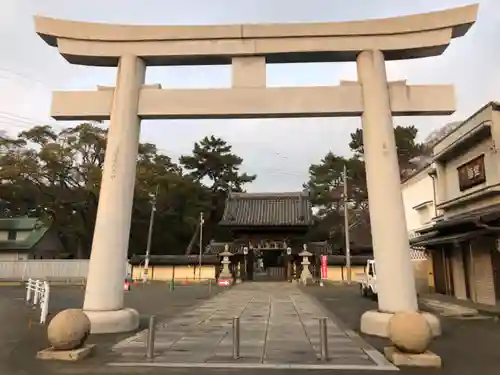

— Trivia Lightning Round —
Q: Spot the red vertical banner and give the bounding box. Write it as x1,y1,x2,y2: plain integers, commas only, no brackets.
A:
320,255,328,279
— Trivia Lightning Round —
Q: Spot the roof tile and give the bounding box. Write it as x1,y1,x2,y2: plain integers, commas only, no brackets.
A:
0,218,50,251
219,192,314,227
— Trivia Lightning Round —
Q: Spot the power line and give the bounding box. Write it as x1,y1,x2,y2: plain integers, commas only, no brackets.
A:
0,112,57,124
0,65,309,163
0,67,51,88
0,114,311,177
0,116,296,156
0,70,316,182
0,117,57,130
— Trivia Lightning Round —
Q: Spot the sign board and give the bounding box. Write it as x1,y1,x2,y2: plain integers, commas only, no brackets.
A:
457,154,486,191
286,247,292,255
218,279,231,287
320,255,328,279
243,247,248,255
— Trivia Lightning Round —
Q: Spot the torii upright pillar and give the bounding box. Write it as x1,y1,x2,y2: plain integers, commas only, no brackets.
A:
83,54,145,333
357,50,440,337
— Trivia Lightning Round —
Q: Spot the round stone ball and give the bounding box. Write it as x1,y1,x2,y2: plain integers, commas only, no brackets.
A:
387,311,432,354
47,309,91,350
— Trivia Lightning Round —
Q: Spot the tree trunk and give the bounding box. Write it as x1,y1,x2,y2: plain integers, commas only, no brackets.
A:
185,223,200,255
76,237,86,259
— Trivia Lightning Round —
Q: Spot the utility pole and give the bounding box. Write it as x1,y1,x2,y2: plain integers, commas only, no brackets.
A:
343,164,352,284
198,212,204,280
143,184,159,283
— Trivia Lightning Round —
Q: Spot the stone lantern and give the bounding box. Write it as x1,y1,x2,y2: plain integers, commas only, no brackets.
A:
299,244,313,285
286,246,293,282
235,252,242,284
219,244,233,280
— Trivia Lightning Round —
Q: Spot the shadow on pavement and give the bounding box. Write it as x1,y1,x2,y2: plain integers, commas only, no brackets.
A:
302,283,500,375
3,282,500,375
1,282,223,375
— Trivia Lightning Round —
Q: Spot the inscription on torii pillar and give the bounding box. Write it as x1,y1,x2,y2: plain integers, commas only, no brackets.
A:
34,4,478,335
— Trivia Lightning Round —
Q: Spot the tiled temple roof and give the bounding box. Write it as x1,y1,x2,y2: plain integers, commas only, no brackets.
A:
219,192,314,227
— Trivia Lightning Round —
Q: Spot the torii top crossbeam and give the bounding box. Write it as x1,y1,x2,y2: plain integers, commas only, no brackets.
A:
34,4,478,66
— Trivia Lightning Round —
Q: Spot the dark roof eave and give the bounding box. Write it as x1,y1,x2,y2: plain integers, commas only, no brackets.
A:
411,229,492,247
0,246,33,251
435,211,500,230
416,205,500,235
228,192,309,199
219,222,312,228
409,230,440,245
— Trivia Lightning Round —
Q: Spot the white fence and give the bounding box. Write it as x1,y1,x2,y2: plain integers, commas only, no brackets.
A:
26,278,50,324
0,260,132,282
0,260,89,281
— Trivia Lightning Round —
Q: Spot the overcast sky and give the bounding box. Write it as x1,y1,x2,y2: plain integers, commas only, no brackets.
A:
0,0,498,192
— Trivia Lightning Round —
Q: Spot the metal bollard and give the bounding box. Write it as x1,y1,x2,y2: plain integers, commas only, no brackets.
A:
232,316,240,359
26,278,32,302
319,317,329,361
146,315,157,359
208,279,212,294
33,280,40,305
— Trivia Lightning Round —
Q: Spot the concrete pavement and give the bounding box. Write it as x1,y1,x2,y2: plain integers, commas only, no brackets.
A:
0,282,224,375
2,281,500,375
111,282,395,370
304,283,500,375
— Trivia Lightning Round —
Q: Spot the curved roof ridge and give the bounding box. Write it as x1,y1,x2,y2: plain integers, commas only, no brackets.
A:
229,191,308,198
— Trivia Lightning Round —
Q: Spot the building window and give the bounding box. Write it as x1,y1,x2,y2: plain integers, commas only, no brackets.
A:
418,206,431,225
7,231,16,240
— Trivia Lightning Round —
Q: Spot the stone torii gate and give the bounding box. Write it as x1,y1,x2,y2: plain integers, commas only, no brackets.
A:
34,4,478,334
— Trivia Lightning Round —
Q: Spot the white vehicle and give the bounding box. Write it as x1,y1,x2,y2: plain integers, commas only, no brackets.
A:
359,259,377,299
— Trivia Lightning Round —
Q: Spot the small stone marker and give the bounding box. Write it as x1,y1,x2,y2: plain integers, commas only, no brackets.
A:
384,311,441,368
384,346,442,368
36,344,96,361
37,309,95,361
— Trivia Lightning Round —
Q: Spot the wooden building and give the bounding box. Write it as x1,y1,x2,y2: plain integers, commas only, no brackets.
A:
207,191,335,281
129,191,372,283
206,192,313,280
0,218,64,260
411,102,500,306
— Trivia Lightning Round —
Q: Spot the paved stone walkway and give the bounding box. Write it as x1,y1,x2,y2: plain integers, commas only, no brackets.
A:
421,298,480,317
110,283,396,370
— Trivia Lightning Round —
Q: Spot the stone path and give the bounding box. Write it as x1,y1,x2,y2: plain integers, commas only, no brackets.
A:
421,298,480,317
110,283,396,370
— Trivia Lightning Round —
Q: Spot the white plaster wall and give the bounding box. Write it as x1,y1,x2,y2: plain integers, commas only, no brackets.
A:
401,168,436,235
432,103,500,217
0,260,89,280
0,252,25,261
0,230,30,241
